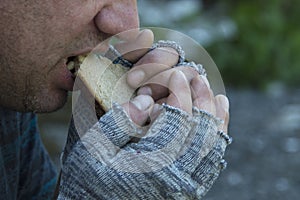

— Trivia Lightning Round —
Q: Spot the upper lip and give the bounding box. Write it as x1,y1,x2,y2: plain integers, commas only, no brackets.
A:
67,47,93,60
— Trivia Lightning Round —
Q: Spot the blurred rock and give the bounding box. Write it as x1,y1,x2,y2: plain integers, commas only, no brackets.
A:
205,88,300,200
283,137,300,153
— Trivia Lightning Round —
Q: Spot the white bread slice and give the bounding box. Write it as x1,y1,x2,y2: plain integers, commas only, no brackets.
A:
77,54,136,112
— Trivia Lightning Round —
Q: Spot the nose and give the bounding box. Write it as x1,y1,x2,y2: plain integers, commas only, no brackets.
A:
94,0,139,36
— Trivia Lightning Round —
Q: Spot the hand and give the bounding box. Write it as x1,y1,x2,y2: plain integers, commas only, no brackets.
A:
59,70,231,200
58,30,231,199
60,29,181,161
106,29,183,125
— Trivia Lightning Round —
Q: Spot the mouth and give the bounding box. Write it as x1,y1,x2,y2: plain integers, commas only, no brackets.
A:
66,52,105,118
66,54,88,77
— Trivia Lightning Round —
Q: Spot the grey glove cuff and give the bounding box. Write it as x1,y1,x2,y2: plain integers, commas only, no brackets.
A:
61,102,142,166
99,103,143,147
190,107,231,197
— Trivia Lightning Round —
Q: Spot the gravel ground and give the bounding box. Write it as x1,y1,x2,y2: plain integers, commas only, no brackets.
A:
206,87,300,200
38,87,300,199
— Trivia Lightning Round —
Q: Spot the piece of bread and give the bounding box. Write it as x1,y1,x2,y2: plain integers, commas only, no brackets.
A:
77,54,136,113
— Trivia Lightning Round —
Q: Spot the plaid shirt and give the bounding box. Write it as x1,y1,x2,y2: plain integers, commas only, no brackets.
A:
0,107,57,199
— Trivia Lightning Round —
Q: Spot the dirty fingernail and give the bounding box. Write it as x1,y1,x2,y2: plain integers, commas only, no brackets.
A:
138,29,147,38
131,95,153,111
216,95,229,110
128,69,145,87
137,86,152,96
170,70,187,84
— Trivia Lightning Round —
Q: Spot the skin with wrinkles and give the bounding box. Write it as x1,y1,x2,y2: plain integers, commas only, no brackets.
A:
0,0,138,113
0,1,231,198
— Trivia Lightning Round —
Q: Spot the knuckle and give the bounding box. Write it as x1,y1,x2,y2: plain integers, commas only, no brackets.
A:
159,47,179,56
142,50,161,64
141,47,179,65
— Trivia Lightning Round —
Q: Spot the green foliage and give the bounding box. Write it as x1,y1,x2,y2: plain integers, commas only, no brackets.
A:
207,0,300,88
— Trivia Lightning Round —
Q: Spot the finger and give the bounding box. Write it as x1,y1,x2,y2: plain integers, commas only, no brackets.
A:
191,75,216,115
122,95,154,126
138,68,186,107
135,47,179,66
167,70,192,114
215,95,230,133
127,63,170,88
114,29,154,63
190,75,210,101
135,67,199,101
149,103,162,123
126,47,187,89
137,84,168,101
125,102,192,156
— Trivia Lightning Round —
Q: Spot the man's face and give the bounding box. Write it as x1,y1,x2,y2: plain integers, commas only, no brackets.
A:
0,0,139,113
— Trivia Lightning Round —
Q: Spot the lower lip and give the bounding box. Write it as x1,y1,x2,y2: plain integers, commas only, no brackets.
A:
55,60,75,91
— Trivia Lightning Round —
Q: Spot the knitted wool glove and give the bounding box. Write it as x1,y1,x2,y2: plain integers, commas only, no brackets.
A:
58,102,231,199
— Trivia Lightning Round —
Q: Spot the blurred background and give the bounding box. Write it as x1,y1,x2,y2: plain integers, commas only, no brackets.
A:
38,0,300,199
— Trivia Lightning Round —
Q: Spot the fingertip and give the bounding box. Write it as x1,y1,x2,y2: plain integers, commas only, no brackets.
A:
215,94,230,132
138,29,154,44
115,29,154,63
191,75,201,85
190,75,201,99
200,75,210,88
168,70,192,114
130,95,154,111
169,70,188,95
169,70,190,95
127,69,145,88
170,70,188,85
215,94,229,111
191,75,211,102
122,95,154,126
137,86,152,96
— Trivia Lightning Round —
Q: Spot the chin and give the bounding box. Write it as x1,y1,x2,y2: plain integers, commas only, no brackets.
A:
24,89,69,113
